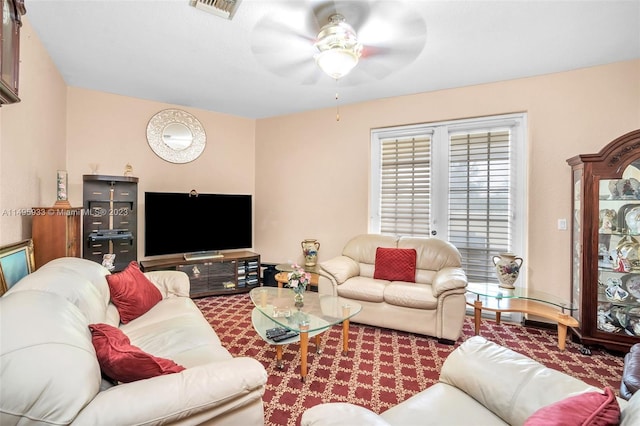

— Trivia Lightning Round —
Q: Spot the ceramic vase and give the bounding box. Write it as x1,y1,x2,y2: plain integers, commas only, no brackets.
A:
56,170,68,201
492,253,523,289
301,239,320,267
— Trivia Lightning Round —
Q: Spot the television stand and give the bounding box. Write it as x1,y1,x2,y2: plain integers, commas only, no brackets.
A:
184,251,224,261
140,250,260,298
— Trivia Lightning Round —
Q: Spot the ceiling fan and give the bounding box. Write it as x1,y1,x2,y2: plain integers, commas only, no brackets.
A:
250,0,427,86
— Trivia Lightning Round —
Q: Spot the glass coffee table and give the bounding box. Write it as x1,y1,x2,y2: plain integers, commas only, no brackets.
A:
466,283,579,351
250,287,361,382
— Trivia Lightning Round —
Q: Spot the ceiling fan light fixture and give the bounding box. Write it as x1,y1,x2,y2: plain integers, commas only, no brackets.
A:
314,14,362,79
315,48,359,79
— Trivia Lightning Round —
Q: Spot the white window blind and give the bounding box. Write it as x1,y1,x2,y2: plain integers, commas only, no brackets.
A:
379,135,431,236
448,130,512,282
371,113,526,285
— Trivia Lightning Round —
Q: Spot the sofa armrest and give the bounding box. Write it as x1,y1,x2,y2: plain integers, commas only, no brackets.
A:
622,343,640,400
74,357,267,425
144,270,190,298
320,256,360,285
440,336,602,425
301,402,391,426
431,267,467,297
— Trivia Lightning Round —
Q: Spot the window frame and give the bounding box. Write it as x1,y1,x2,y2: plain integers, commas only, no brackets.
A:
370,113,527,286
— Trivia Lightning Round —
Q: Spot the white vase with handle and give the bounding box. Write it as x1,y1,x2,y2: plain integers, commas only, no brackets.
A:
492,253,523,289
301,239,320,267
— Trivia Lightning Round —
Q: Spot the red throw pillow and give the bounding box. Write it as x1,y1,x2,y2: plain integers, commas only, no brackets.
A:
373,247,417,282
89,323,185,383
106,261,162,323
524,387,620,426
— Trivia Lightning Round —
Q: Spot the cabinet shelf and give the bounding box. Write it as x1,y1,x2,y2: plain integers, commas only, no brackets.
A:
140,250,261,298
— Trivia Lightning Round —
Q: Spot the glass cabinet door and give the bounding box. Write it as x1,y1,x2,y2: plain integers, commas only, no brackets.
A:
571,168,582,324
596,161,640,337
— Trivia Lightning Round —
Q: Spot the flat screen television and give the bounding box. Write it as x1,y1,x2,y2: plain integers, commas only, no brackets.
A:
144,192,252,257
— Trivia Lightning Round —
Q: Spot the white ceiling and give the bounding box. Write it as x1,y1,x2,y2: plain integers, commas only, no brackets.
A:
25,0,640,119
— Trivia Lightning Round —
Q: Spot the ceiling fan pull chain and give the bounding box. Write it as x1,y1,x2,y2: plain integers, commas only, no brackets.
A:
335,79,340,122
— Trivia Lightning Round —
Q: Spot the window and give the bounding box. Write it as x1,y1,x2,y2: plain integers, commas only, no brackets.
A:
370,114,526,285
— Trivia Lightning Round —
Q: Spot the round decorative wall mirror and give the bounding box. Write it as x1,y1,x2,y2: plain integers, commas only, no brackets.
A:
146,109,206,163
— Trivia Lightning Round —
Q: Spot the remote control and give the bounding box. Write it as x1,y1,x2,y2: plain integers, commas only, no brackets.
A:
266,327,287,338
271,330,299,342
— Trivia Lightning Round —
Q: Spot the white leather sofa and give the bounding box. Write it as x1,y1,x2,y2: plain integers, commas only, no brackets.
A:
318,234,468,343
301,336,640,426
0,257,267,425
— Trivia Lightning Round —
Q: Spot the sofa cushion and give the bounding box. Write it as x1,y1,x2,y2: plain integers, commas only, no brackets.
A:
121,297,233,367
336,276,387,303
107,261,162,323
383,282,438,309
0,291,102,425
373,247,417,282
6,259,111,324
89,323,185,383
342,234,398,265
398,237,462,270
524,387,620,426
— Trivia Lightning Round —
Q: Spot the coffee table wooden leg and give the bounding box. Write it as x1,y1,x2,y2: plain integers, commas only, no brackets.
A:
473,300,482,335
342,319,350,355
276,345,284,369
495,312,502,325
315,334,322,354
557,312,577,351
300,326,309,382
557,322,568,351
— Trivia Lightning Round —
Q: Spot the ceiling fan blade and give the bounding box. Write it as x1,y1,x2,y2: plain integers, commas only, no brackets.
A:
251,14,315,47
358,1,427,47
352,1,427,80
308,0,373,32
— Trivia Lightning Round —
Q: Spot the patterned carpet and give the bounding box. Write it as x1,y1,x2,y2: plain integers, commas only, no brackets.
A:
195,293,625,426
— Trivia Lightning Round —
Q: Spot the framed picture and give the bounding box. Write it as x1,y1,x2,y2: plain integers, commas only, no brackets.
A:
0,239,35,296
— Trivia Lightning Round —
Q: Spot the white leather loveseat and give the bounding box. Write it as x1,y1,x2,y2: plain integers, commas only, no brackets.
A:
318,234,468,343
0,257,267,425
302,336,640,425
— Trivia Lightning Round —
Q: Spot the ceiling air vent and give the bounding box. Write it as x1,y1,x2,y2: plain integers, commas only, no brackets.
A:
189,0,240,20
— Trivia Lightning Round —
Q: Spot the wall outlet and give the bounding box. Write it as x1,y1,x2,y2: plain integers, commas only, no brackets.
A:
558,218,567,230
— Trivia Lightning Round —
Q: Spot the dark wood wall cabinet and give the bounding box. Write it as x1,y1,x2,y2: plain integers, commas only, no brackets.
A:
31,206,81,269
140,251,260,298
83,175,138,272
0,0,26,105
568,129,640,352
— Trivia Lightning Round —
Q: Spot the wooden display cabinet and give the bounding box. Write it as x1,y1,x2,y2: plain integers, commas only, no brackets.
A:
83,175,138,272
31,206,81,269
140,251,260,298
567,129,640,352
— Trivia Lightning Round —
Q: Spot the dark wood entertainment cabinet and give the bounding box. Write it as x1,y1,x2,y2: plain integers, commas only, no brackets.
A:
140,251,260,298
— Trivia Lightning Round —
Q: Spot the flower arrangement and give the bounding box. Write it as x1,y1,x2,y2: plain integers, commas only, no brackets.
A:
287,264,311,294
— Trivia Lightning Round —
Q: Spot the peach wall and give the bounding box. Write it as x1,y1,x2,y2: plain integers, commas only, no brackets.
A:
65,88,256,259
3,16,639,307
0,18,67,245
255,59,640,300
